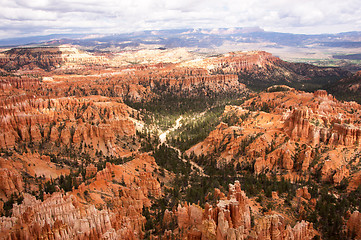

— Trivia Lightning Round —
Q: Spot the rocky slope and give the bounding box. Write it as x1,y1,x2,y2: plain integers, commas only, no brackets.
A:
0,47,349,100
173,181,316,239
187,87,361,183
0,46,108,72
0,94,137,157
327,70,361,103
183,51,350,90
0,153,161,239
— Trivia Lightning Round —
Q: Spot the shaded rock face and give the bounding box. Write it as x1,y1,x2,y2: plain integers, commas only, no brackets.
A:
176,181,316,240
327,71,361,103
0,47,64,71
347,211,361,239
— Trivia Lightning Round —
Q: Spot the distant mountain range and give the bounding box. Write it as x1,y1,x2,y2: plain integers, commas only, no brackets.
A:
1,27,361,50
1,27,361,73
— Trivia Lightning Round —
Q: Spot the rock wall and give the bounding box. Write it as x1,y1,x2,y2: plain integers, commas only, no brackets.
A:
0,95,136,156
0,154,162,240
0,46,107,72
176,181,316,240
187,89,361,183
284,105,361,147
207,51,281,73
0,168,24,199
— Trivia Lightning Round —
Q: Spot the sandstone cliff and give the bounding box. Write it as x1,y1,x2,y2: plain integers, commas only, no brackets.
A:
0,47,64,71
0,95,137,156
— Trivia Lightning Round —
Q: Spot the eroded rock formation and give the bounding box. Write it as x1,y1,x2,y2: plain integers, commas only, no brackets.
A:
187,88,361,183
0,153,161,239
0,95,137,156
176,181,316,240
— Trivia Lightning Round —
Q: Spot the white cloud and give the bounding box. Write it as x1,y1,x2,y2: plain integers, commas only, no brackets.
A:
0,0,360,39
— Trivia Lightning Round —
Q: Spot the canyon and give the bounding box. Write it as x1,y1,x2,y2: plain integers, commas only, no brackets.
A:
0,45,360,239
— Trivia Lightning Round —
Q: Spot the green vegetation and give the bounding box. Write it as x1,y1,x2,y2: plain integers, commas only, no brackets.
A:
153,144,191,175
168,105,225,151
96,155,135,171
124,92,246,131
1,193,24,217
41,171,81,195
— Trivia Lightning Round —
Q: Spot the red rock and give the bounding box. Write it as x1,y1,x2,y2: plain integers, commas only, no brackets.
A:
0,153,162,239
0,168,23,199
0,95,136,157
313,90,328,98
333,165,350,184
296,187,311,200
85,164,97,178
175,180,317,239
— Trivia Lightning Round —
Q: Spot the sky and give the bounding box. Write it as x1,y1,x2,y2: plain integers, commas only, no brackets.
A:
1,0,361,39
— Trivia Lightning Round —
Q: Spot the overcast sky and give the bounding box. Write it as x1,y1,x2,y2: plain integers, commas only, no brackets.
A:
1,0,361,39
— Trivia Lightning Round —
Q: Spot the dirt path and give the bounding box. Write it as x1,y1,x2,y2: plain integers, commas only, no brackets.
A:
158,116,208,177
159,116,183,144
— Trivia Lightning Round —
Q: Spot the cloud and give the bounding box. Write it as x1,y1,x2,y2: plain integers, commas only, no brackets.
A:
0,0,360,39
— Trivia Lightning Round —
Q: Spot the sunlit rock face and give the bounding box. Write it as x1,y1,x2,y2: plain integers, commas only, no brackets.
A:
0,153,162,239
175,181,316,240
187,88,361,183
0,95,136,156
